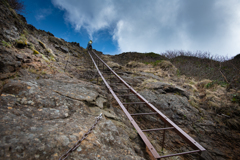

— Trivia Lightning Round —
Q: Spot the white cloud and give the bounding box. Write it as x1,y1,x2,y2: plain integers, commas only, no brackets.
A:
52,0,240,57
52,0,116,39
35,8,53,21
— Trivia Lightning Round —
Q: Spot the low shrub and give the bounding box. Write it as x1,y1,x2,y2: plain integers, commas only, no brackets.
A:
4,0,25,13
145,52,161,58
159,50,239,90
205,80,228,89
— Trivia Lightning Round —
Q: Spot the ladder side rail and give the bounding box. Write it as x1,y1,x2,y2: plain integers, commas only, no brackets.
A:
88,51,161,158
91,50,205,152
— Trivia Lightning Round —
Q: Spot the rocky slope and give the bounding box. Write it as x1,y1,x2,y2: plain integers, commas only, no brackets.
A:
0,1,240,160
104,60,240,160
0,2,147,160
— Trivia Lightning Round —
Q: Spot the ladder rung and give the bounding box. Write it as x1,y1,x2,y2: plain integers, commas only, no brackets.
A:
118,94,136,97
131,112,158,116
122,102,146,105
88,50,206,158
158,150,201,159
142,127,175,132
114,88,130,90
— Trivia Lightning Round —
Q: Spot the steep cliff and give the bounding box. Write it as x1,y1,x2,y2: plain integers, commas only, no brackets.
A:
0,2,239,160
0,2,147,160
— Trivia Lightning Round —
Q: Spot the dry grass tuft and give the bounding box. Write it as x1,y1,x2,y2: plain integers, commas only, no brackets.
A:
126,61,146,68
107,62,121,69
197,79,212,89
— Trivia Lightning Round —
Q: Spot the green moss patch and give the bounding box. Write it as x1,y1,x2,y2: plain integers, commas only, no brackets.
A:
49,55,56,61
41,54,50,63
46,48,56,58
28,43,35,50
38,40,46,49
33,49,40,55
1,40,11,48
16,34,28,48
231,94,240,105
144,60,162,66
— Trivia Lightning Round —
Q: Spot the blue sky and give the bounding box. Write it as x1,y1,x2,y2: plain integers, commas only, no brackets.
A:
22,0,117,54
22,0,240,57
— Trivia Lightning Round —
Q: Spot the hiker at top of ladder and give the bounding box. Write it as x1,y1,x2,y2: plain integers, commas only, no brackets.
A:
87,40,92,50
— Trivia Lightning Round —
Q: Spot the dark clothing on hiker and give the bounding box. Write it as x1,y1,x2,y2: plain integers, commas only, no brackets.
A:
87,40,92,50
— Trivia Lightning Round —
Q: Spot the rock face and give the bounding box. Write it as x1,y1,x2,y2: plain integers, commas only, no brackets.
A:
0,2,240,160
0,49,21,73
0,76,146,160
141,81,190,99
0,3,147,160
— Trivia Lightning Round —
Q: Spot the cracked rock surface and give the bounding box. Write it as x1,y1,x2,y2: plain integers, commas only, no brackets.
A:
0,76,146,160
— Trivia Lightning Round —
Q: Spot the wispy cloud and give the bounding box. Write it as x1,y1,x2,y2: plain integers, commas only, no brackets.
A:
52,0,240,57
35,8,53,21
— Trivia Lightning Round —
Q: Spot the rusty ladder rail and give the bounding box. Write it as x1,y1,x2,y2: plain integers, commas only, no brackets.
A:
88,50,205,159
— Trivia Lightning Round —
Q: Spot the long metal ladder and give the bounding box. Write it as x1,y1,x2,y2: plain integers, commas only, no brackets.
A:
88,50,205,159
